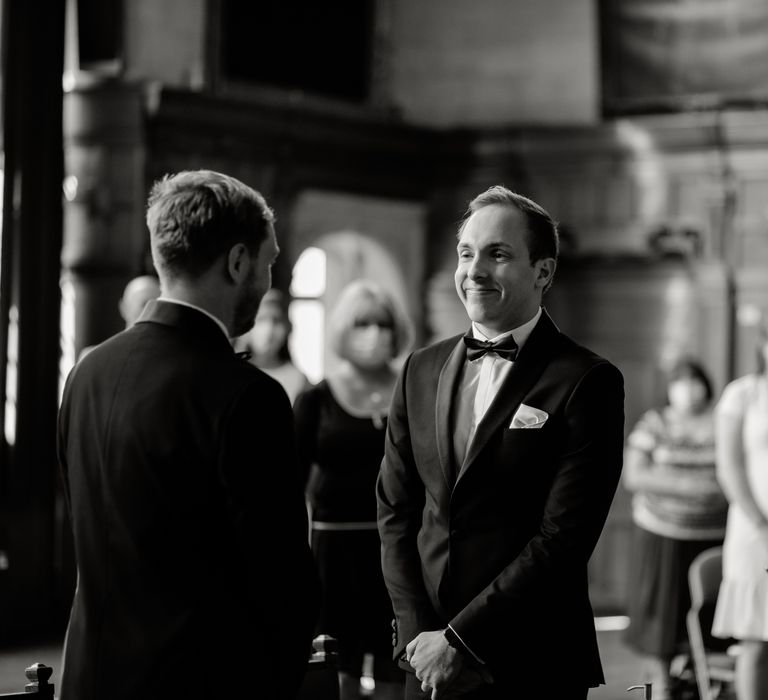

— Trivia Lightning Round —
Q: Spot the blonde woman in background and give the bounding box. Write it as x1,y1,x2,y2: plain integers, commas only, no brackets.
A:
714,326,768,700
294,280,411,700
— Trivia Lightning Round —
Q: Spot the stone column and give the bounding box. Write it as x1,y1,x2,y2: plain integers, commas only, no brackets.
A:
62,80,148,358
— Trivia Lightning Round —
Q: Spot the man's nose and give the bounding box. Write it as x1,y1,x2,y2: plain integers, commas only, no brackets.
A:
467,255,487,279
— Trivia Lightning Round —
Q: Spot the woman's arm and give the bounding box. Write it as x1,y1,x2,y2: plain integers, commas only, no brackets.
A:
716,409,768,530
623,444,719,497
623,408,718,498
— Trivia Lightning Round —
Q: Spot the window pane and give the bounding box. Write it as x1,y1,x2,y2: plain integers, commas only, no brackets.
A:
290,246,326,298
289,300,324,384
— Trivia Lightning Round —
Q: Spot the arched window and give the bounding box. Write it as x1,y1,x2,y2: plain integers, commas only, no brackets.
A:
289,247,326,384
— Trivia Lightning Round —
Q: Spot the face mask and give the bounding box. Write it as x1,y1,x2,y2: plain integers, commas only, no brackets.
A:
346,325,394,368
668,379,706,413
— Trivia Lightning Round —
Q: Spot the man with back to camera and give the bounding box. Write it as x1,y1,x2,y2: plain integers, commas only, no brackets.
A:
58,170,319,699
376,186,625,699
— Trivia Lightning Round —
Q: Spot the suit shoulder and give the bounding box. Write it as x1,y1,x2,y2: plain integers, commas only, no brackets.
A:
217,362,294,427
409,334,462,365
294,378,327,403
295,378,327,397
555,333,623,382
231,359,290,398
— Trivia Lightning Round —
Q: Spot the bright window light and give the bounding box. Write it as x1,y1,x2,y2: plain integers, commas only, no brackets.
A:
289,246,327,383
594,615,630,632
289,300,324,385
59,276,77,403
63,175,78,202
290,247,326,298
4,305,18,446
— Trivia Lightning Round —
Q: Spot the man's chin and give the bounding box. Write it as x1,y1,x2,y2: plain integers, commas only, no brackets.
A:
464,303,493,326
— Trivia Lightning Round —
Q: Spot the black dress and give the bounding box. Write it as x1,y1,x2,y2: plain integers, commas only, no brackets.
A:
294,380,402,682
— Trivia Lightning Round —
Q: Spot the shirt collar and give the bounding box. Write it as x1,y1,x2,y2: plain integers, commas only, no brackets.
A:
472,306,542,354
157,297,231,340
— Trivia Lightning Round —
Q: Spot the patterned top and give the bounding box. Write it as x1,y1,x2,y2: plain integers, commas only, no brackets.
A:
627,406,728,540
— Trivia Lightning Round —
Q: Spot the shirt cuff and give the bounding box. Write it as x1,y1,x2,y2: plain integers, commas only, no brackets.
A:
446,624,486,666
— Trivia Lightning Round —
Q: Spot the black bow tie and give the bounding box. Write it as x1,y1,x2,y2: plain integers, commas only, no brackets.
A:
463,334,518,362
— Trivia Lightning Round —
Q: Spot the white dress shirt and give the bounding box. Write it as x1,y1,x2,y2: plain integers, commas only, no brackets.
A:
453,307,542,468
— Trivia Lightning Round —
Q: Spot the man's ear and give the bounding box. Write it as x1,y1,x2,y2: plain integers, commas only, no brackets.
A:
226,243,250,283
534,258,556,289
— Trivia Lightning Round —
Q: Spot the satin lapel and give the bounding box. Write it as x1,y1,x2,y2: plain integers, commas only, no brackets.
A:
456,311,561,486
435,334,468,488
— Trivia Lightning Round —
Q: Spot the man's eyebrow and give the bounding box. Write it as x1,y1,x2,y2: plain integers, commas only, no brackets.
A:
457,240,513,250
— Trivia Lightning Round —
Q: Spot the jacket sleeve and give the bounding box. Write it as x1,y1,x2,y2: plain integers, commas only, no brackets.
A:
376,353,441,662
218,377,320,699
449,361,625,663
57,363,82,519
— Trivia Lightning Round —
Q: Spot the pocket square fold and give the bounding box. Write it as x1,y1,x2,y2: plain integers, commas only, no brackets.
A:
509,403,548,429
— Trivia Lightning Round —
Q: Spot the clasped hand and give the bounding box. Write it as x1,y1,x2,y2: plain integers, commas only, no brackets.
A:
405,630,491,699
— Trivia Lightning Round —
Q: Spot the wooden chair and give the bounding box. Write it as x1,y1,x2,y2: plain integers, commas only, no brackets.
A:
0,663,54,698
686,546,736,700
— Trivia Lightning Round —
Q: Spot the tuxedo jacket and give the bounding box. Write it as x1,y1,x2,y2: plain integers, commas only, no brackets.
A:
58,301,319,700
376,310,624,688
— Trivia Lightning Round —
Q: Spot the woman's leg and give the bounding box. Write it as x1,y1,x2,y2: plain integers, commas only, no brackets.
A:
735,640,768,700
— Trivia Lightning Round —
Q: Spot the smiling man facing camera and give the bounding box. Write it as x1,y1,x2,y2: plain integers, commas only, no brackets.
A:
377,186,625,699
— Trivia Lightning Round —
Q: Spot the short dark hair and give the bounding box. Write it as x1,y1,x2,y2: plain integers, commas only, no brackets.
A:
459,185,559,292
667,357,714,403
146,170,275,279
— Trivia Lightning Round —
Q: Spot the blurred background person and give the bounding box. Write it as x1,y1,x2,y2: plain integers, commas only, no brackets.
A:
235,288,310,404
713,326,768,700
623,358,728,700
119,274,162,328
294,279,411,700
79,275,161,360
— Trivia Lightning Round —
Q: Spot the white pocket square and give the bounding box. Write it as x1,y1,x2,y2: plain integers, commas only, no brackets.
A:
509,403,548,429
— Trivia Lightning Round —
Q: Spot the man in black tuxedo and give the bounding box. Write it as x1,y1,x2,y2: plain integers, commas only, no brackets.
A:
376,186,625,699
58,170,319,699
